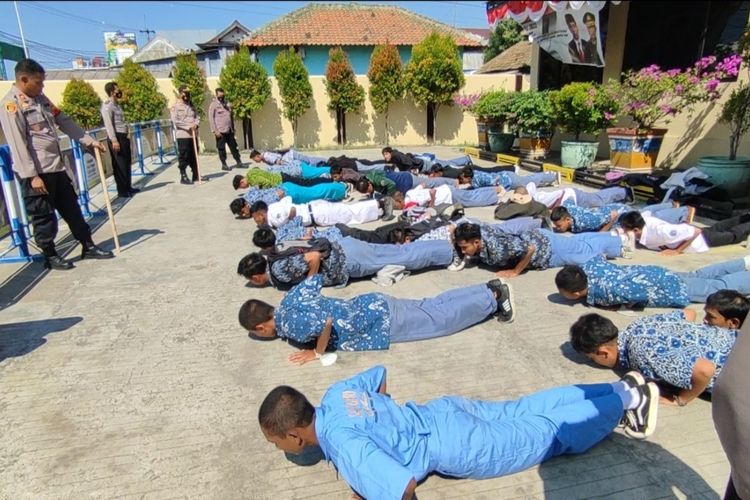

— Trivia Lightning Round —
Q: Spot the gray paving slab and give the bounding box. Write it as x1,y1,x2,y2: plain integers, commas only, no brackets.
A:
0,146,740,499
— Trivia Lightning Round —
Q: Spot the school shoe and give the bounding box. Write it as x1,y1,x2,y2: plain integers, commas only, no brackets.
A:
621,371,646,390
180,172,192,185
621,231,636,259
554,171,562,186
624,186,636,204
221,163,232,171
43,255,74,270
623,382,659,440
81,243,114,260
381,196,395,221
466,155,474,166
487,278,516,323
447,251,466,271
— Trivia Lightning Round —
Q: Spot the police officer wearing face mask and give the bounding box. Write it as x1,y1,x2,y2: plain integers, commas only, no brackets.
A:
169,84,200,185
101,81,137,197
208,87,242,171
0,58,114,270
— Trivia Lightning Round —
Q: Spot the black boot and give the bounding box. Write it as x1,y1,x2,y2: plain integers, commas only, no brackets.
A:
43,254,74,270
180,171,192,185
221,162,232,171
81,242,114,260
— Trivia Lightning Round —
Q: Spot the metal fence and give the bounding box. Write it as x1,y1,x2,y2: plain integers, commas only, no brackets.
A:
0,119,177,263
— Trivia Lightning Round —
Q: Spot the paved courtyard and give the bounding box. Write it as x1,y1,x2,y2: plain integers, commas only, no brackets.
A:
0,146,740,499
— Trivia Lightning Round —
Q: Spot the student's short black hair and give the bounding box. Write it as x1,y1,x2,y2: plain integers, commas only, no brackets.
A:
252,227,276,249
355,178,372,194
555,265,588,293
15,58,45,77
429,165,445,174
706,290,750,327
104,81,118,96
453,222,482,243
259,386,315,437
232,175,244,190
619,211,646,231
249,200,268,216
215,87,225,93
387,227,407,244
569,313,619,354
329,164,343,175
459,166,474,179
381,146,393,155
237,252,268,279
250,149,261,158
550,206,572,222
230,198,248,217
238,298,276,334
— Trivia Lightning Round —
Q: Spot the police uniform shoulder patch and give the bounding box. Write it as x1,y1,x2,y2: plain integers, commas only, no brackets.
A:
50,104,61,117
4,102,17,114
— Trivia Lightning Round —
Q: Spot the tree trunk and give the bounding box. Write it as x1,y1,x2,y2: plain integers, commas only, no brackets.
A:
242,116,254,149
341,110,347,145
335,108,347,145
292,119,298,148
384,108,389,146
426,103,435,143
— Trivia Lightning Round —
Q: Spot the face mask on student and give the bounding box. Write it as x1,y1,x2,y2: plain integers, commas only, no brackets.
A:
115,91,123,98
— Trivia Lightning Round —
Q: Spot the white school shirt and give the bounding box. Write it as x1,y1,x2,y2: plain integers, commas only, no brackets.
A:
638,215,709,253
404,185,453,207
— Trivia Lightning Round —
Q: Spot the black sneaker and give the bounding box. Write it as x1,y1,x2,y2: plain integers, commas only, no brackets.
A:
625,186,636,204
180,172,192,185
221,163,232,171
624,382,659,439
621,371,645,390
381,196,395,221
487,278,515,323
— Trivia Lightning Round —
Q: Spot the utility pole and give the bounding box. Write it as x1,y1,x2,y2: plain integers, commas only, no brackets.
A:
13,1,29,57
140,15,155,42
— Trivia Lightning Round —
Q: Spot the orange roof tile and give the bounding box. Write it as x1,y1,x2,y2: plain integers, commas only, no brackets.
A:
243,3,484,47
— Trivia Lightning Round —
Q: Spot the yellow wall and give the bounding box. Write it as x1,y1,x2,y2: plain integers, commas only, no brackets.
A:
0,74,522,150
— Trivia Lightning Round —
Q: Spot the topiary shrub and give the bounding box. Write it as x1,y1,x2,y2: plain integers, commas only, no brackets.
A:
368,43,404,145
325,47,365,145
273,48,313,147
59,78,102,130
115,59,168,123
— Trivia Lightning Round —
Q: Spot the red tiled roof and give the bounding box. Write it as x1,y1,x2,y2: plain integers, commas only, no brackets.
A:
243,3,484,47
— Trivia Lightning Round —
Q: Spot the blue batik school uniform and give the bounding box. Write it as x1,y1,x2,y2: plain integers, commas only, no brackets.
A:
618,311,737,392
243,187,281,206
274,276,498,351
314,366,624,499
279,181,346,204
582,257,750,307
562,200,629,233
274,216,345,245
471,170,556,189
267,160,330,178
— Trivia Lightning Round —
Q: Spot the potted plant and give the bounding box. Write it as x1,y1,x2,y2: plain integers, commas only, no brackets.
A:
550,82,617,169
455,90,513,152
604,53,741,170
506,90,555,159
697,84,750,196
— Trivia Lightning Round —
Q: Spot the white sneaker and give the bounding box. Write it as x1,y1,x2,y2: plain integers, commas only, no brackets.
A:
624,382,660,440
447,253,466,271
744,254,750,269
554,171,562,186
620,231,636,259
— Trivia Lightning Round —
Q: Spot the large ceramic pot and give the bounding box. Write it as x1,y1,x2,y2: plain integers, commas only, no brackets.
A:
697,156,750,197
476,119,503,151
606,128,667,170
487,130,515,153
519,131,552,159
561,141,599,169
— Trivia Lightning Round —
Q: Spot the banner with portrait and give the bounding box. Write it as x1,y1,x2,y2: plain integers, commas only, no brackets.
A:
487,1,610,68
103,32,137,66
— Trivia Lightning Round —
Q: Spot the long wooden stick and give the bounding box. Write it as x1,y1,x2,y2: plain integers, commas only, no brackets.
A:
93,148,121,254
191,128,202,184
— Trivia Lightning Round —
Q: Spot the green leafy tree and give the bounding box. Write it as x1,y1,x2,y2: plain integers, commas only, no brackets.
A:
325,47,365,145
404,32,465,142
484,19,524,63
219,46,271,147
273,48,313,146
59,78,102,130
115,59,168,123
368,43,404,145
172,53,208,117
550,82,617,141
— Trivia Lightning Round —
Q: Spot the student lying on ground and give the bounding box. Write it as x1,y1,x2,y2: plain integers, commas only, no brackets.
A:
381,146,473,172
258,365,659,499
404,184,506,209
704,290,749,329
234,165,333,190
555,256,750,310
450,222,633,277
427,163,514,179
530,185,634,208
240,274,515,360
457,166,558,190
250,148,327,166
570,311,738,406
239,229,461,289
355,169,457,206
550,201,693,234
230,179,347,206
328,164,363,185
620,211,750,255
247,195,394,229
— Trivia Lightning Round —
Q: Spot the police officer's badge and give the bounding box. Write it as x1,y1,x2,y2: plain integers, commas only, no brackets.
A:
4,102,17,114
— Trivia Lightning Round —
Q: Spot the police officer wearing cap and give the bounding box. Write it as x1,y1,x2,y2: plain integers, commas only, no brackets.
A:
0,58,114,270
101,81,138,198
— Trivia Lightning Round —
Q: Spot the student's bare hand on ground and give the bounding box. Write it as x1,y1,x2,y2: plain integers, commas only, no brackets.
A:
660,396,679,406
288,350,316,365
495,269,520,278
660,248,681,256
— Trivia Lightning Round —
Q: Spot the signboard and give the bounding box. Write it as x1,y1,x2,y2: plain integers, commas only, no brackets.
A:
104,31,137,66
487,1,609,67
